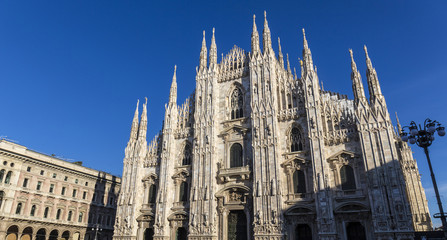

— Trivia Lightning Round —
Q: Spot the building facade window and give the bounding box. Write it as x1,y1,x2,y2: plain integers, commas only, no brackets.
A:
340,165,356,190
290,127,303,152
49,184,54,193
230,143,243,168
83,191,87,200
0,169,4,182
0,191,4,208
44,207,49,218
36,181,42,191
293,170,306,194
56,209,61,220
15,202,22,214
61,187,66,195
78,212,83,222
67,211,72,221
182,144,192,166
72,189,77,198
230,88,243,119
4,171,12,184
26,167,31,172
40,170,44,175
23,178,29,188
30,205,36,216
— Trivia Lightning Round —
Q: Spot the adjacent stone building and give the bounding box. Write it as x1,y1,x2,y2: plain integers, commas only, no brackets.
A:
114,13,432,240
0,140,121,240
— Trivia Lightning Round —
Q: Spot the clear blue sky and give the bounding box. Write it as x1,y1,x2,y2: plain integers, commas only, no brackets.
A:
1,0,446,227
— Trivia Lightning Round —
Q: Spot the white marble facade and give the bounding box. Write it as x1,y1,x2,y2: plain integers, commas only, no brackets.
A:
113,13,432,240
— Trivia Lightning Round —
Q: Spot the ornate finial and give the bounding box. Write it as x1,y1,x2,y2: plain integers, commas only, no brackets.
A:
264,11,267,18
203,30,205,38
364,45,368,55
286,53,291,72
212,27,215,35
137,99,140,106
174,65,177,73
145,97,148,104
349,49,353,58
302,28,306,38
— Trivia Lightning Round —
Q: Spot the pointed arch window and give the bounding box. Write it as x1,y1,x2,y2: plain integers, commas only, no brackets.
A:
182,144,192,166
340,165,356,190
231,88,243,119
290,127,303,152
293,170,306,194
230,143,243,168
179,182,188,202
148,184,157,204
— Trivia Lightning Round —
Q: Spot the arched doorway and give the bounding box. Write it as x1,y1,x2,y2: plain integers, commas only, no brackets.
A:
61,231,70,240
228,210,247,240
6,226,19,240
21,227,33,240
48,230,58,240
175,227,187,240
36,229,46,240
144,228,154,240
346,222,366,240
295,224,312,240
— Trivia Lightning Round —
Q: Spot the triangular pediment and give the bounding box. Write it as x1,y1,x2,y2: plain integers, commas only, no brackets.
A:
327,150,356,161
219,124,249,137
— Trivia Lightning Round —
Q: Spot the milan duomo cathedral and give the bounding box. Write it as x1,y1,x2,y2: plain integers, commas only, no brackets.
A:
113,13,432,240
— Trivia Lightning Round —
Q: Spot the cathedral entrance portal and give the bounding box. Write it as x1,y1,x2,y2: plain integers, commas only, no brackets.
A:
346,222,366,240
175,227,187,240
227,210,247,240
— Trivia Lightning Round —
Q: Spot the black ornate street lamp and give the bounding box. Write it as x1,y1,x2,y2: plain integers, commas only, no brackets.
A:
400,119,446,236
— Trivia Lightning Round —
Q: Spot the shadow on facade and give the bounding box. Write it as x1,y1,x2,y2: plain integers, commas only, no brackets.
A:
85,172,118,240
281,155,431,240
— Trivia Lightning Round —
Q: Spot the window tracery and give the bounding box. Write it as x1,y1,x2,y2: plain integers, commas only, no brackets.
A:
290,127,303,152
182,144,192,166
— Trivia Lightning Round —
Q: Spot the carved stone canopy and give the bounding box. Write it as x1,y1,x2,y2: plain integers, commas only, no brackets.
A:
327,150,357,166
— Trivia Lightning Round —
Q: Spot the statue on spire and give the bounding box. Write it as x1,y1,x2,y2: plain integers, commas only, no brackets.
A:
262,11,273,54
169,65,177,105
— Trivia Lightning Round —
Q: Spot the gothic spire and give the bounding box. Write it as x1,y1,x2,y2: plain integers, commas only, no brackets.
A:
137,97,147,141
129,99,139,141
169,65,177,104
199,30,207,71
364,45,383,103
349,49,367,104
209,28,217,67
251,14,261,55
395,112,402,134
278,37,284,67
302,28,314,73
262,11,273,54
286,53,291,73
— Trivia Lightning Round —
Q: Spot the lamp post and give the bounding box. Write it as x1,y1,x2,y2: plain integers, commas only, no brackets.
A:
400,118,446,236
92,224,102,240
